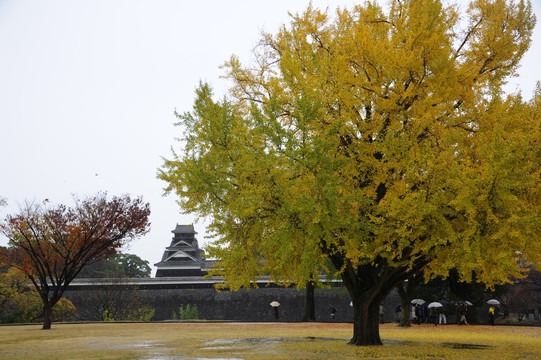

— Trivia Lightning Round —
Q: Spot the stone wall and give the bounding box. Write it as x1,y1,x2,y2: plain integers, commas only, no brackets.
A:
63,278,540,325
63,281,355,322
139,286,353,322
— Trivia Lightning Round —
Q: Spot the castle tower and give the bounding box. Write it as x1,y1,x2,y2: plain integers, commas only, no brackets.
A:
154,224,209,277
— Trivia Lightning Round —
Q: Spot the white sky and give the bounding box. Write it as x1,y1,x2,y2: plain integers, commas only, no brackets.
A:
1,0,540,276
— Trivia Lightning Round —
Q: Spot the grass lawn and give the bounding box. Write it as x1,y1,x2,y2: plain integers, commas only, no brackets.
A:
1,322,540,359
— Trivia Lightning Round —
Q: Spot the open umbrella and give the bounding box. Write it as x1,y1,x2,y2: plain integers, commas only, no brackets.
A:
428,302,443,308
411,299,425,305
438,299,449,305
457,300,473,306
487,299,500,305
270,301,280,307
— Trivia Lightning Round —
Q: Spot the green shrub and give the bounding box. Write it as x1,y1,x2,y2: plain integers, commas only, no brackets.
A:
179,304,185,319
103,310,114,322
125,306,155,321
52,298,77,322
190,305,198,319
130,306,155,322
178,304,199,320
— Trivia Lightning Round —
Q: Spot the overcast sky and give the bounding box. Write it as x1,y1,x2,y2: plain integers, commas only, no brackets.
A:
1,0,540,276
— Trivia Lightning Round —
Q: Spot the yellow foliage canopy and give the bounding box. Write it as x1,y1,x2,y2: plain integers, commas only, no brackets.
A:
160,0,540,295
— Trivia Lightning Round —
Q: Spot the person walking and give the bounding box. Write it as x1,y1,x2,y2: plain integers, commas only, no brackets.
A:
273,306,280,320
330,307,337,320
395,304,401,323
438,306,447,325
410,305,417,324
488,306,495,325
429,306,438,325
459,305,468,325
414,304,421,325
379,304,385,324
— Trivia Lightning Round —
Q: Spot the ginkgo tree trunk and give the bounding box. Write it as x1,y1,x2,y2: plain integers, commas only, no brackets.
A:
159,0,540,346
0,193,150,329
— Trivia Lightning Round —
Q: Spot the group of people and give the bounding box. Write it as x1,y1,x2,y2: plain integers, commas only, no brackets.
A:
407,303,498,325
409,304,449,325
273,302,498,324
406,303,471,325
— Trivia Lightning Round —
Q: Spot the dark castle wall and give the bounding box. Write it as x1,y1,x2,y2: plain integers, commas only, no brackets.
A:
63,284,355,322
141,286,353,322
154,269,207,277
63,279,537,325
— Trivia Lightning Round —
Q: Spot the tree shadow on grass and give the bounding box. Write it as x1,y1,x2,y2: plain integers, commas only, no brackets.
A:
205,336,493,350
383,338,493,350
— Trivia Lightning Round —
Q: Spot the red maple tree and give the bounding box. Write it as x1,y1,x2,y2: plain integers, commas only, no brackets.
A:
0,193,150,329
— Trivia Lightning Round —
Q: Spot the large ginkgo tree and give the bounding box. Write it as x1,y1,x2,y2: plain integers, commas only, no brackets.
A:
159,0,540,345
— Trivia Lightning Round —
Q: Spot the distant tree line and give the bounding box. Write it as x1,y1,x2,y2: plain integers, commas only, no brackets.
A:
76,253,152,278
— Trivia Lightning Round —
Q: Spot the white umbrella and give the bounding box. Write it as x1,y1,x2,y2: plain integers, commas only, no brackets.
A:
270,301,280,307
411,299,425,305
428,302,443,308
487,299,500,305
457,300,473,306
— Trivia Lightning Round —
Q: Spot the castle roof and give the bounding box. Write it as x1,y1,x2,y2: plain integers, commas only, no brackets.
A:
172,224,197,234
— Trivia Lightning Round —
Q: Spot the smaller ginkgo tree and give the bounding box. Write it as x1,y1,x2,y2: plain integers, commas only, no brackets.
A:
0,193,150,329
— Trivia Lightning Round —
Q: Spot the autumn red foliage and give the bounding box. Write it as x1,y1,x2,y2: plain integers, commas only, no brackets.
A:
0,193,150,329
